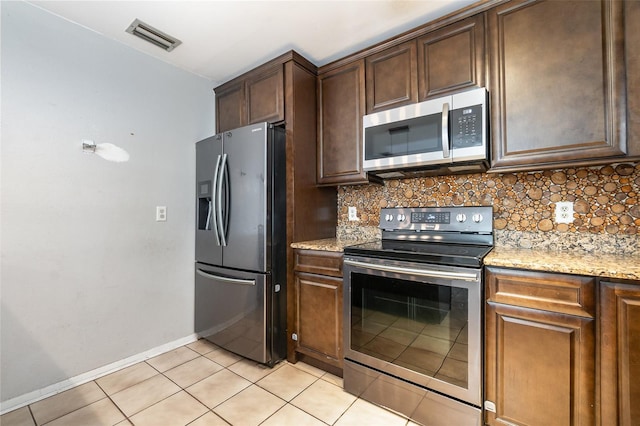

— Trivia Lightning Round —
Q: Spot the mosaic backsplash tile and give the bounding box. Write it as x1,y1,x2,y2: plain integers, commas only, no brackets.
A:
337,163,640,252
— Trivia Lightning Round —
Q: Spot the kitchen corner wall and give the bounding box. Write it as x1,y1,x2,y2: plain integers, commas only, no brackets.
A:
1,2,214,406
338,163,640,253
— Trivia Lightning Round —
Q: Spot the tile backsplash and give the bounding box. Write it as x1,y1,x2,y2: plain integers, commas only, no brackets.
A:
337,163,640,253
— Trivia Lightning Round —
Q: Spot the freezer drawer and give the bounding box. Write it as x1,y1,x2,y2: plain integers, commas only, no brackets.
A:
195,262,271,364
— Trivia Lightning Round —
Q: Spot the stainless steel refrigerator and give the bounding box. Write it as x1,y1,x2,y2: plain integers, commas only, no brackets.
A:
195,122,286,366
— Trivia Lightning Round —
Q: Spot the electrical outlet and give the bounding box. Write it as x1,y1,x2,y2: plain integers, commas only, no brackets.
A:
156,206,167,222
348,206,359,221
555,201,574,223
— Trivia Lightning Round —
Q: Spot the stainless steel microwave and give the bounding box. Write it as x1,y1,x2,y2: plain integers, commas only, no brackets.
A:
363,87,488,179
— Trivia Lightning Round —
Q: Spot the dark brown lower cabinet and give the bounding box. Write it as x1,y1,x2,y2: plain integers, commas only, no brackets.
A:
485,267,596,426
600,280,640,426
292,249,343,374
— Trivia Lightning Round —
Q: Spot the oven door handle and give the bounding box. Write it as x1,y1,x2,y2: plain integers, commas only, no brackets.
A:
344,259,479,281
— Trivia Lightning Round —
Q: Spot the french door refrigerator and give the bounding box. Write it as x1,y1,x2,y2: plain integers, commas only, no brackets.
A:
195,122,286,366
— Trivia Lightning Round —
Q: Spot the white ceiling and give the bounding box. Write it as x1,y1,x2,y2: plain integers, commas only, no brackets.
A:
29,0,477,86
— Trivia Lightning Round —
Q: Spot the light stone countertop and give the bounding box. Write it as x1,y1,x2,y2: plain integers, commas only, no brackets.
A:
291,238,640,281
484,246,640,281
290,238,372,253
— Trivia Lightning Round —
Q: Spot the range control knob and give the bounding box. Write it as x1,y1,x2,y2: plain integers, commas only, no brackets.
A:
456,213,467,223
396,214,406,222
472,213,483,223
385,214,394,222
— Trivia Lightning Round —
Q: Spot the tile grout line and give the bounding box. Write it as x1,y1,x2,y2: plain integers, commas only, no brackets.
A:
27,405,37,426
253,365,328,426
93,379,130,426
11,341,395,426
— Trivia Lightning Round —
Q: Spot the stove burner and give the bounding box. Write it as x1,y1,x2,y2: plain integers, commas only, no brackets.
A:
344,240,493,268
344,206,494,268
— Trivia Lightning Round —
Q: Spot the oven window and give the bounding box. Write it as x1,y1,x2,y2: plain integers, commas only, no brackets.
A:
350,272,469,389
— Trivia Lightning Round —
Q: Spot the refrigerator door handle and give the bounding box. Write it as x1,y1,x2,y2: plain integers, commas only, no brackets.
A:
222,153,230,243
217,153,228,246
211,154,222,245
196,268,256,286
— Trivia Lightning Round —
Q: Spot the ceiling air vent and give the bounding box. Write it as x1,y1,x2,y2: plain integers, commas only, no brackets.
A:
125,19,182,52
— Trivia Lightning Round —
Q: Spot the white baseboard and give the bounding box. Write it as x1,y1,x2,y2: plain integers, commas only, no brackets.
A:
0,333,199,415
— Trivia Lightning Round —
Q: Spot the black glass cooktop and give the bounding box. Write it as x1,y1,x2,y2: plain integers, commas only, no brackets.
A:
343,240,493,268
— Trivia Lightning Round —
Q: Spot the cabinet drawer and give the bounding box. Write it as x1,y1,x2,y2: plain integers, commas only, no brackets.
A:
294,249,343,278
486,267,595,318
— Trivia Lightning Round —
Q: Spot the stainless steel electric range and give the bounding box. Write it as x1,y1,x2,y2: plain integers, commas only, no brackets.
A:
342,206,493,426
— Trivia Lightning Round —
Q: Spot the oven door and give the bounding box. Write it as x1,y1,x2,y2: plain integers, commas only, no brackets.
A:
343,255,482,406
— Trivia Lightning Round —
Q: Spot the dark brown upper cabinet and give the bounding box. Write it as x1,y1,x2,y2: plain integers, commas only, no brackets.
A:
215,81,244,133
317,60,368,186
365,41,418,114
417,14,485,100
215,65,284,133
245,65,284,125
364,15,485,115
626,0,640,156
487,0,627,172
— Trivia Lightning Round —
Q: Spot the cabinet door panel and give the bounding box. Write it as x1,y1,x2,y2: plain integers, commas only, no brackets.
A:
246,66,284,125
216,82,245,133
485,302,595,426
294,249,343,278
625,0,640,157
418,14,485,100
295,272,343,364
365,41,418,113
317,60,368,185
486,267,595,317
600,281,640,426
488,0,626,171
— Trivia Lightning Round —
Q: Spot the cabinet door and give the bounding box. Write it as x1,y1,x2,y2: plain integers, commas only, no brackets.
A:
215,81,245,133
488,0,626,172
600,280,640,426
625,0,640,157
246,65,284,125
295,271,343,368
485,302,595,426
417,14,485,100
317,60,368,185
365,41,418,114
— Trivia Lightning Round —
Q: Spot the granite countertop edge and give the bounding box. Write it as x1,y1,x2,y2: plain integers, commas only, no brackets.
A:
484,247,640,281
290,238,372,253
291,238,640,281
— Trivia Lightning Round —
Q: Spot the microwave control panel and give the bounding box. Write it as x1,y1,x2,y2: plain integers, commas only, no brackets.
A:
451,104,483,148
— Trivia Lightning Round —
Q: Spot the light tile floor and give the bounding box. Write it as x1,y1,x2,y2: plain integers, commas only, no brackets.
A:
1,340,418,426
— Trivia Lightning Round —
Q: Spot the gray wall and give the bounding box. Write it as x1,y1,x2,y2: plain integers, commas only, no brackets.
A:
1,1,215,404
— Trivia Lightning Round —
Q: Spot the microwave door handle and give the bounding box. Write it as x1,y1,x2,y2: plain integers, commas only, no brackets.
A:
211,154,222,245
442,102,450,159
217,153,228,247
